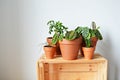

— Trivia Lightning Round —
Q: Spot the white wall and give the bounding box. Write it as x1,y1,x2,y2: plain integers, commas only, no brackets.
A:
0,0,120,80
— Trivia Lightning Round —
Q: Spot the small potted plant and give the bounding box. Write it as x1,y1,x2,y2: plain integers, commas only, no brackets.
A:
44,44,56,59
47,20,68,55
81,27,94,59
81,25,103,59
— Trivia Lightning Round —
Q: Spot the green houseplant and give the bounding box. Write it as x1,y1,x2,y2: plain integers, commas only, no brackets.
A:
81,27,95,59
59,29,82,60
75,21,103,58
81,23,103,59
47,20,68,55
47,20,68,44
47,20,83,60
90,21,103,48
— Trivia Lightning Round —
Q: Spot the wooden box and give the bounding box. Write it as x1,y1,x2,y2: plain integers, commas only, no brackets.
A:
37,54,107,80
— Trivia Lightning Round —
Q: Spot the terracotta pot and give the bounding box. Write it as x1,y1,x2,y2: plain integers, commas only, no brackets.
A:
56,43,61,55
59,37,82,60
91,37,98,48
82,47,94,59
44,45,56,59
80,37,85,56
46,37,52,45
81,37,98,56
46,37,61,55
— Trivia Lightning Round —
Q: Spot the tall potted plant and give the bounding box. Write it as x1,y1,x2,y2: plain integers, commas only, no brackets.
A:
47,20,68,55
90,21,103,49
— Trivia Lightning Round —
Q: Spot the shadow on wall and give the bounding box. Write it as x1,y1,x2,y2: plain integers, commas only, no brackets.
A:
97,33,118,80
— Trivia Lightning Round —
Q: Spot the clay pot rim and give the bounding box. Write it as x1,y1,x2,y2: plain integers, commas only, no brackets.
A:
82,47,95,51
44,46,56,51
82,46,94,48
59,37,82,45
47,37,52,39
91,37,98,41
44,45,56,47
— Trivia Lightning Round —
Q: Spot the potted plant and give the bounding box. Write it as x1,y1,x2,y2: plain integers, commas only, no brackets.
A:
81,27,95,59
46,37,52,45
74,26,84,56
44,44,56,59
59,29,82,60
81,25,103,59
76,22,103,57
90,21,103,48
47,20,83,60
47,20,68,55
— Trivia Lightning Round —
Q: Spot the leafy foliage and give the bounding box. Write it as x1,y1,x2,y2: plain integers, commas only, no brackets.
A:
65,30,78,40
81,27,91,47
81,22,103,47
47,20,68,44
91,21,103,40
47,20,103,47
75,26,83,37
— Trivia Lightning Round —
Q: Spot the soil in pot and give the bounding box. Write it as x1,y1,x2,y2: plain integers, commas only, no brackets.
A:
82,47,94,59
59,37,82,60
44,45,56,59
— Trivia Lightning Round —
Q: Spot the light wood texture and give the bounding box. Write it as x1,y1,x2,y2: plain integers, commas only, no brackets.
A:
37,53,108,80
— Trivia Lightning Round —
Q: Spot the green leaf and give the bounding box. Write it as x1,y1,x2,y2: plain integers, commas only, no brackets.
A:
52,33,59,44
65,30,77,40
95,30,103,40
81,27,89,38
85,39,91,47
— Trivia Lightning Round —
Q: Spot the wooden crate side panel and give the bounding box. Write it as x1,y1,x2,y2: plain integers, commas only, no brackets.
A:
103,60,108,80
59,72,97,80
47,71,98,80
97,60,107,80
36,61,40,80
56,63,98,72
97,62,102,80
45,63,98,80
38,62,45,80
44,63,49,80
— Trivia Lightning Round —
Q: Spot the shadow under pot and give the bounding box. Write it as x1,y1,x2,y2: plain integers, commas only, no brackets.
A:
44,45,56,59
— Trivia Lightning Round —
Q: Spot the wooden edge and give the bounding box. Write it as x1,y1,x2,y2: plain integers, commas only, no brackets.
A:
40,53,103,59
105,60,108,80
36,61,40,80
36,61,45,80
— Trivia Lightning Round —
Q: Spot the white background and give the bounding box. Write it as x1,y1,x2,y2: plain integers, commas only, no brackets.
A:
0,0,120,80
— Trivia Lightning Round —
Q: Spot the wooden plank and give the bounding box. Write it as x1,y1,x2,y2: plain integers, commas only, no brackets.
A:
59,72,97,80
36,61,40,80
38,53,107,64
49,63,97,72
44,63,49,80
38,61,45,80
